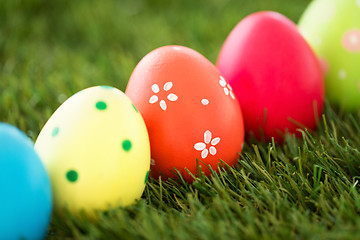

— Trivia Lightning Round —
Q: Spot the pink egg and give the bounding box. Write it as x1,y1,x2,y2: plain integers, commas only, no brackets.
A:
217,11,324,142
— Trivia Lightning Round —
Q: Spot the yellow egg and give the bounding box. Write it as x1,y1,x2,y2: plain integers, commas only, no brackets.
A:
35,86,150,217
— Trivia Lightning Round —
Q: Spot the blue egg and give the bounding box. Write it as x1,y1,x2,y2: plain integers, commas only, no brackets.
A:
0,123,52,240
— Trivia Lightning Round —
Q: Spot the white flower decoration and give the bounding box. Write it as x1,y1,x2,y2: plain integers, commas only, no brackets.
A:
194,130,221,159
201,99,209,106
149,82,178,111
219,76,235,100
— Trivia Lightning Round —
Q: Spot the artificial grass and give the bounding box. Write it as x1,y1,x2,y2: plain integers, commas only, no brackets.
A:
47,103,360,239
2,0,360,239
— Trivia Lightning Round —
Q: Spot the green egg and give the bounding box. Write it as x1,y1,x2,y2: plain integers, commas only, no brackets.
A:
298,0,360,110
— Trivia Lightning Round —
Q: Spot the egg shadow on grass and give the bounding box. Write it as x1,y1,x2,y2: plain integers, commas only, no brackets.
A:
158,158,242,186
50,200,148,237
49,207,92,238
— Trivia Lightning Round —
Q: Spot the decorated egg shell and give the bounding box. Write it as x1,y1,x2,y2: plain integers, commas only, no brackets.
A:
125,45,245,182
35,86,150,216
0,123,52,240
298,0,360,110
217,11,324,142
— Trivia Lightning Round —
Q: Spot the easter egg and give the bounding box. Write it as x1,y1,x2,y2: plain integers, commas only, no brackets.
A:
125,45,244,182
298,0,360,110
0,123,52,240
35,86,150,216
217,11,324,142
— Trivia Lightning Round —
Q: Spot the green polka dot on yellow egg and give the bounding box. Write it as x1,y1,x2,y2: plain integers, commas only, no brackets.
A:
96,101,107,110
66,170,78,183
132,103,138,113
52,127,59,137
100,86,114,89
145,171,149,184
122,140,132,151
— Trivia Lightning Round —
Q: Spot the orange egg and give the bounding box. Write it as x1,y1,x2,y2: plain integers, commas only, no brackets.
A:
125,46,244,182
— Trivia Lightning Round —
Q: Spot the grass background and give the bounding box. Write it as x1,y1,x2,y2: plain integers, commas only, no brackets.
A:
2,0,360,239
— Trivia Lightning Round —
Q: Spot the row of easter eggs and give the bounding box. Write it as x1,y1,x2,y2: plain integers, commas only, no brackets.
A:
2,1,360,238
